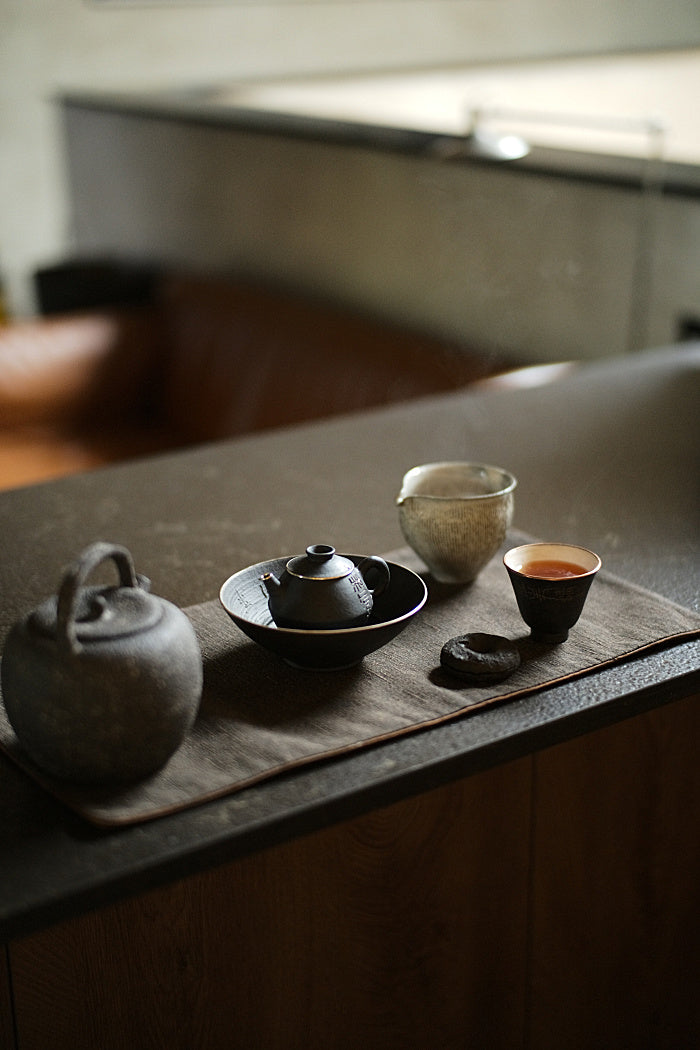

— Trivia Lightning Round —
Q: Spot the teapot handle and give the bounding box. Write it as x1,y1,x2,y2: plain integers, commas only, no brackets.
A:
357,555,391,598
57,541,144,655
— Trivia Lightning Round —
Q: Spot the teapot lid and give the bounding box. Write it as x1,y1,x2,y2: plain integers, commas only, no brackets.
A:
24,542,163,652
28,585,163,645
286,545,354,580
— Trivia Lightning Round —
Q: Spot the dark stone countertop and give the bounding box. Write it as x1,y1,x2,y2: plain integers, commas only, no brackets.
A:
1,343,698,942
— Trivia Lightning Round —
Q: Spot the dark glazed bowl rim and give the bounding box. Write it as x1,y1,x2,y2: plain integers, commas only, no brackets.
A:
219,556,428,669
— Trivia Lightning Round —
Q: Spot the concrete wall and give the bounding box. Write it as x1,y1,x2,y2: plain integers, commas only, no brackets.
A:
2,0,700,315
65,104,699,365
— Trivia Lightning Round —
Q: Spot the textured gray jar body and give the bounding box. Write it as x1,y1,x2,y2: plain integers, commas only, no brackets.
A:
0,543,202,786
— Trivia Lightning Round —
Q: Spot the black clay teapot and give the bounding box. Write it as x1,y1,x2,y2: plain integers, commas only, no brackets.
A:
261,544,390,629
1,542,202,786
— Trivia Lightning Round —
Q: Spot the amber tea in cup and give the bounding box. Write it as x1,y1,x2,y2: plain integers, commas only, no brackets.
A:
504,542,601,644
520,558,588,579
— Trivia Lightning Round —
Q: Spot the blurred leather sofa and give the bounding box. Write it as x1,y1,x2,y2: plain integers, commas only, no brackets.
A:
0,269,505,492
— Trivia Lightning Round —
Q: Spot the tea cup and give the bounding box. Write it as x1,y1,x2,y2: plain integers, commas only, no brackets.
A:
397,462,516,583
504,542,601,644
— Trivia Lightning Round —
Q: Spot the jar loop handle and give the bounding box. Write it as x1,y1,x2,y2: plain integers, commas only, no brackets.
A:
57,542,142,655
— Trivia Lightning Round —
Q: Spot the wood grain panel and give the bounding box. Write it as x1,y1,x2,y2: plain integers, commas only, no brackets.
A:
529,693,700,1049
0,947,16,1050
9,755,532,1050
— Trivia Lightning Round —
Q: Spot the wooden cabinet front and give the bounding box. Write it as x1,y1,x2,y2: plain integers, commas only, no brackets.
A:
5,692,699,1049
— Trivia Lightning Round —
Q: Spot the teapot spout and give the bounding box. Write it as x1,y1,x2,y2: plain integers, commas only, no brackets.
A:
260,571,281,596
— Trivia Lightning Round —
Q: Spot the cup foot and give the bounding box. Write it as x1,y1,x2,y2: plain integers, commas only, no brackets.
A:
530,628,569,644
430,573,477,585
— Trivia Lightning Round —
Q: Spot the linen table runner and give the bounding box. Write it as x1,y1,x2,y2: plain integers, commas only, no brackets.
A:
1,537,698,826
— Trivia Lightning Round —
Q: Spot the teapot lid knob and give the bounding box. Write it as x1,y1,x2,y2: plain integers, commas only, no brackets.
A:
305,544,335,562
287,544,353,580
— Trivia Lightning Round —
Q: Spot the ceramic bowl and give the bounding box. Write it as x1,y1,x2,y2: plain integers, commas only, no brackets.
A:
220,556,427,670
397,462,516,584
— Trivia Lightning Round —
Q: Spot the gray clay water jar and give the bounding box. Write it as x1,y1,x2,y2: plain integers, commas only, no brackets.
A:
1,541,202,786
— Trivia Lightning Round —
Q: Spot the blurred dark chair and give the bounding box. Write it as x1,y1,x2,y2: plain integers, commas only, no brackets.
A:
0,266,508,491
